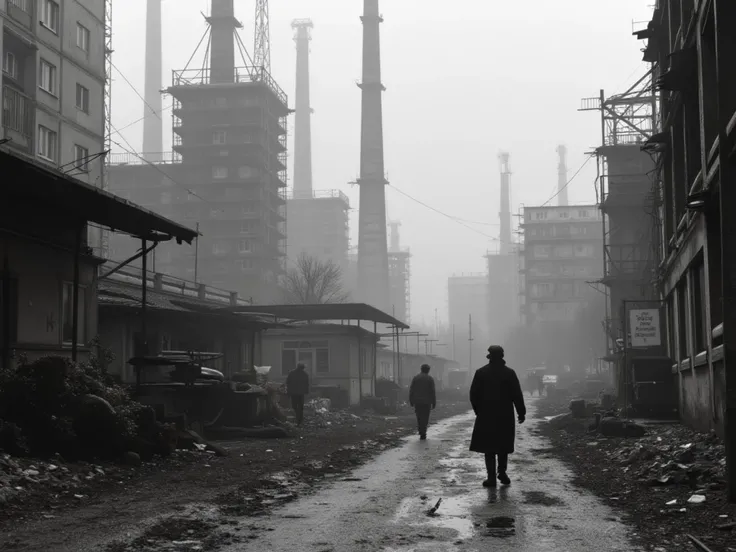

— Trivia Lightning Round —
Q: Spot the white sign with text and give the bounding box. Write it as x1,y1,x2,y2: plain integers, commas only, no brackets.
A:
629,309,662,348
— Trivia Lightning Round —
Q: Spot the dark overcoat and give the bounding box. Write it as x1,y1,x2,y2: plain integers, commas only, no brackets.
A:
469,360,526,454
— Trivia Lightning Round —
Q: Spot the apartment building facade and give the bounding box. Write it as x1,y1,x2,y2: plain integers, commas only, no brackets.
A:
520,205,603,324
2,0,106,252
2,0,105,182
640,0,736,434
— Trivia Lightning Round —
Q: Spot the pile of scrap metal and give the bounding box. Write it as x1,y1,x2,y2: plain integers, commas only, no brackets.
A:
128,351,288,440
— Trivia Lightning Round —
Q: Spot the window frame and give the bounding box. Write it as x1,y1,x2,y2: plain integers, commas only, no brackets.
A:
75,83,90,113
76,23,90,53
212,166,228,179
212,130,227,145
40,0,60,33
74,144,89,172
39,59,57,96
2,51,17,79
37,125,58,162
61,281,86,345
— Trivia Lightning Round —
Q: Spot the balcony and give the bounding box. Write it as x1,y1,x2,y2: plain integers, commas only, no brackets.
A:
7,0,32,28
2,85,33,141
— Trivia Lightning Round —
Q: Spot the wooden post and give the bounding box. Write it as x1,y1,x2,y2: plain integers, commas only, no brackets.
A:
71,224,83,362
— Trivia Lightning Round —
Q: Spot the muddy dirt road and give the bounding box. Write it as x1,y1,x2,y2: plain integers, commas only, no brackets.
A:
233,403,637,551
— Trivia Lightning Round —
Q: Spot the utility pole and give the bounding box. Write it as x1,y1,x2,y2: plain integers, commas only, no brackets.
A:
468,314,474,369
715,0,736,502
194,222,200,283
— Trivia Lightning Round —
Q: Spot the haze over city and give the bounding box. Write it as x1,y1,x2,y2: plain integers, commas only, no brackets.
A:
111,0,652,325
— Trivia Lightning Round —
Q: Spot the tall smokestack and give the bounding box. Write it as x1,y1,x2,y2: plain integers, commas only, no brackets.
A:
292,19,314,197
209,0,236,84
142,0,163,160
389,220,401,252
357,0,390,311
498,152,512,255
557,144,569,206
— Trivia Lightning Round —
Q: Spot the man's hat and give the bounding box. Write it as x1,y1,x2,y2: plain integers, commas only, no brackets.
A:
486,345,505,359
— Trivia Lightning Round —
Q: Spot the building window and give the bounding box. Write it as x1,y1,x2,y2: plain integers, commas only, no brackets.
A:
0,276,19,345
39,60,57,95
316,348,329,374
212,242,227,255
534,211,548,220
692,259,707,354
213,130,227,145
559,211,569,219
74,144,89,172
61,282,86,345
239,239,252,253
37,125,58,162
241,221,255,234
360,347,368,375
240,259,254,271
40,0,60,33
76,84,90,113
238,166,254,179
212,166,228,179
578,209,590,218
76,23,90,52
3,51,17,79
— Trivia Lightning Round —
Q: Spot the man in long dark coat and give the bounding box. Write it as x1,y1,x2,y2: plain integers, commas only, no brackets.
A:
286,363,310,425
409,364,436,440
469,345,526,487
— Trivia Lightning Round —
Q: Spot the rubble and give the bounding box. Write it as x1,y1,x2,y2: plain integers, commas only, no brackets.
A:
537,397,735,551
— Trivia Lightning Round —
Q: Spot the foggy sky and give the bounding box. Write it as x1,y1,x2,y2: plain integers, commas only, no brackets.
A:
112,0,653,325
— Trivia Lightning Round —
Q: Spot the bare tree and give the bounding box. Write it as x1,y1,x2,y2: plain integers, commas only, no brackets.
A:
281,253,350,304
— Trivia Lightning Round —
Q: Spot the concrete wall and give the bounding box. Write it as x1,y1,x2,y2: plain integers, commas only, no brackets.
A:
2,232,98,362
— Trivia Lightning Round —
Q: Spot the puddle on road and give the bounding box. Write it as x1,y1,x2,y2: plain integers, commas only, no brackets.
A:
522,490,564,507
392,494,476,542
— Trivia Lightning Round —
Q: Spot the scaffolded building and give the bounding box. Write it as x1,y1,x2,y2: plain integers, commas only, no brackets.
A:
107,0,289,302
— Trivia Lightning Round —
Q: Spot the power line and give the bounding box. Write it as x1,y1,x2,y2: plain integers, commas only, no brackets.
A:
112,103,174,138
388,185,514,245
540,154,595,207
110,61,161,120
109,124,213,206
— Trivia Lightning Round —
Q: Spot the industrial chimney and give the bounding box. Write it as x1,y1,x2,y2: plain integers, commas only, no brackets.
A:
209,0,236,84
498,152,512,255
557,144,569,206
142,0,163,160
292,19,314,197
357,0,390,312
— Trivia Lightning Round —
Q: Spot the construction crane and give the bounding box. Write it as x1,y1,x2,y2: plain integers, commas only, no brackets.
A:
254,0,271,74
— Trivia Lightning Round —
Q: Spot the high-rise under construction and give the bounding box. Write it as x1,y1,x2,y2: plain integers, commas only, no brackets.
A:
107,0,289,302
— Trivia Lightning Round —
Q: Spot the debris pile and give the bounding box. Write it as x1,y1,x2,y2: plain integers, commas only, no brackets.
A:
538,397,735,551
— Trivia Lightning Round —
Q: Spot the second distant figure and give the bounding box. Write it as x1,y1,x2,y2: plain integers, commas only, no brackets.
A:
409,364,437,440
286,362,310,425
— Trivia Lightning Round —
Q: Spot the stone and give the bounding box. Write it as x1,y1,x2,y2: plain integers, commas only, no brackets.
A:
123,451,141,467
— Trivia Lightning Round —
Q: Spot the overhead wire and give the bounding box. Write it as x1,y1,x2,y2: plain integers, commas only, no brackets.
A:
110,61,161,120
540,154,595,207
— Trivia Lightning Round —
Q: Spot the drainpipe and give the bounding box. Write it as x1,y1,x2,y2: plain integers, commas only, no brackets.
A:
357,321,363,404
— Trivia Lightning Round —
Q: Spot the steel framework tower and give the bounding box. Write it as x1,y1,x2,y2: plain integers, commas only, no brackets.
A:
498,152,512,255
388,221,411,323
357,0,390,311
556,144,569,206
142,0,163,160
254,0,271,74
292,19,314,196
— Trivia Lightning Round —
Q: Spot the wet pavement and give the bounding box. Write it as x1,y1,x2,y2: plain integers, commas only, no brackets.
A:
227,402,638,551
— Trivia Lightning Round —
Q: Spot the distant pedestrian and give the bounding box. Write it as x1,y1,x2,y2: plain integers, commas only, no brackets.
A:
536,373,545,397
409,364,436,440
469,345,526,487
286,363,310,425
